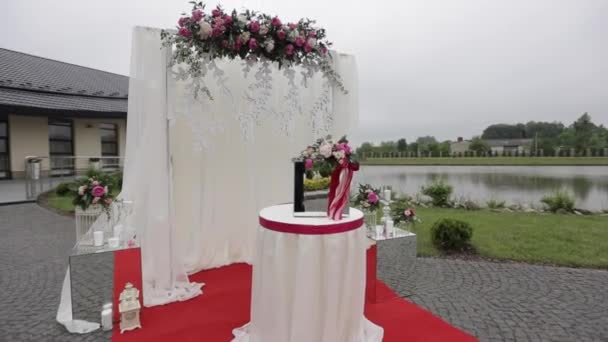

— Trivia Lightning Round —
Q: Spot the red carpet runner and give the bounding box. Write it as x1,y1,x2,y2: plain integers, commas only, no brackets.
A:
112,249,476,342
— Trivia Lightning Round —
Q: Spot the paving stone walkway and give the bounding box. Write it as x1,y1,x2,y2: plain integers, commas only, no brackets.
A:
1,203,607,342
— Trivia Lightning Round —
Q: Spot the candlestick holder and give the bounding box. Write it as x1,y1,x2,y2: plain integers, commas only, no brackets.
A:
380,199,395,238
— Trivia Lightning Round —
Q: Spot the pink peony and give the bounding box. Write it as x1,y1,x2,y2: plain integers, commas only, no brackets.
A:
178,17,188,27
295,36,305,47
211,8,221,17
248,38,258,50
191,10,203,22
289,23,297,30
276,29,286,40
178,27,192,38
308,31,316,38
337,143,352,154
367,192,379,204
91,185,106,197
271,16,282,27
249,20,260,33
304,159,314,170
285,44,295,56
223,15,233,25
304,42,312,53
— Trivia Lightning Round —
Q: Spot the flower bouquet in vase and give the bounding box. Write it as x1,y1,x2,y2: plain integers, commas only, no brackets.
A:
72,176,116,244
353,184,381,233
293,135,359,220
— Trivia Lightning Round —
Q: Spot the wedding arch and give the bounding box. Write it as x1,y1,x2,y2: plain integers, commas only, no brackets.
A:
122,10,359,306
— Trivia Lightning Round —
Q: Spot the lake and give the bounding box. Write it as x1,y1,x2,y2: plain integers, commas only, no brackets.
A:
355,165,608,211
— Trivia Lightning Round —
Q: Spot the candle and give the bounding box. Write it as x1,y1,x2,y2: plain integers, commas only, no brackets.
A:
108,237,120,249
101,308,113,331
384,189,391,201
385,219,394,237
93,231,104,247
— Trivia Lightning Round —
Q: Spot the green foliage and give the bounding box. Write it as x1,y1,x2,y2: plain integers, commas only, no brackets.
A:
482,123,527,139
421,179,453,207
397,138,407,152
486,198,506,209
389,196,414,224
55,182,73,196
430,218,473,251
541,190,576,213
469,136,490,154
304,177,331,191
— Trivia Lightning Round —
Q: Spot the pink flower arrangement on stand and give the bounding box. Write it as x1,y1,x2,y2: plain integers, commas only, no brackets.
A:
353,184,381,212
294,135,359,220
73,177,115,216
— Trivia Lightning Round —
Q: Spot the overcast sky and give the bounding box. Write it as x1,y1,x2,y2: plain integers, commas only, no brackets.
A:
1,0,607,144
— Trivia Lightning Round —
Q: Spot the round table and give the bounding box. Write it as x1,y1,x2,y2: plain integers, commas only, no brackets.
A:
232,204,383,342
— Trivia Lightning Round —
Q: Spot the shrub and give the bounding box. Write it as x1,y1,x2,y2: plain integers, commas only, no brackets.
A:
486,198,506,209
541,190,575,213
421,179,453,207
55,182,73,196
304,177,331,192
431,218,473,251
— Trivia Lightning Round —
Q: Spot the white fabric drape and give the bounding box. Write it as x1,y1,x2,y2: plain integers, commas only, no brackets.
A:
123,26,358,305
123,27,203,306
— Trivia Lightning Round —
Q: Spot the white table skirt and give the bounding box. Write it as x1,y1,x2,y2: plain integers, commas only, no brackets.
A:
232,204,383,342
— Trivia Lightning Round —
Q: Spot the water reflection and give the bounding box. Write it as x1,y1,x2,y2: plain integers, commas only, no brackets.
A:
356,166,608,211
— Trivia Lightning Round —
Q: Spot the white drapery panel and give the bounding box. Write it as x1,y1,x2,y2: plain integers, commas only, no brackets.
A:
125,26,358,305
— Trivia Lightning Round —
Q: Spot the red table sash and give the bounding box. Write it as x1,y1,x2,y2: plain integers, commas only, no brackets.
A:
259,216,364,235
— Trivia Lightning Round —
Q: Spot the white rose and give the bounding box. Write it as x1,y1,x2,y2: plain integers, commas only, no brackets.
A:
307,37,317,48
78,185,86,196
332,150,345,160
265,39,275,53
287,30,299,42
198,21,212,39
259,25,269,35
237,15,247,27
240,31,251,43
319,143,333,158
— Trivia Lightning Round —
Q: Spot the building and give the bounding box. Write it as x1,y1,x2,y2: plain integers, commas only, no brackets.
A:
484,138,532,154
449,137,470,155
0,48,128,179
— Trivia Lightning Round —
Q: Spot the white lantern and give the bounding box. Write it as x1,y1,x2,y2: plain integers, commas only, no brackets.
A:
118,282,142,333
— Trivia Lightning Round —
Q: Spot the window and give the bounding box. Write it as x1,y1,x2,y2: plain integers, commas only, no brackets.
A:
49,119,74,175
100,123,119,168
0,118,9,179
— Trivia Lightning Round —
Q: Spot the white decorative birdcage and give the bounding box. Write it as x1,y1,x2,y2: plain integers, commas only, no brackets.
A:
75,205,105,244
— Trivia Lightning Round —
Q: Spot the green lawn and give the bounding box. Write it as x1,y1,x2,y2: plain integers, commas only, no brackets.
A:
403,207,608,268
45,191,76,213
361,157,608,166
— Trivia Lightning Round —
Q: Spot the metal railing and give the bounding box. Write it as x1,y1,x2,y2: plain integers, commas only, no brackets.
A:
24,155,124,200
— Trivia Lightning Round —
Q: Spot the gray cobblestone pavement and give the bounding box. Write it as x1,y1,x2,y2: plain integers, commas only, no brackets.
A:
1,203,607,342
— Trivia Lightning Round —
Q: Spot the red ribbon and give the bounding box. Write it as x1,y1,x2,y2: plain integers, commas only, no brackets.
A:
327,160,360,220
259,216,364,235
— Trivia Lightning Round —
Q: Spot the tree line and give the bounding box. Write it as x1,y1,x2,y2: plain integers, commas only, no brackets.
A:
356,113,608,156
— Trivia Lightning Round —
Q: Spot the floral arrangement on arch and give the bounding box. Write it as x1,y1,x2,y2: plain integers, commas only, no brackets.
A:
160,2,346,99
72,177,115,215
353,184,381,212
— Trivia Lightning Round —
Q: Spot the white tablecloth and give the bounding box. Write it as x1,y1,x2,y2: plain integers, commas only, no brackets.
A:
233,204,383,342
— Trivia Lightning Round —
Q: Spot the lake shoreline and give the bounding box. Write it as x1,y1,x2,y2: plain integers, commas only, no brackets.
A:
360,157,608,166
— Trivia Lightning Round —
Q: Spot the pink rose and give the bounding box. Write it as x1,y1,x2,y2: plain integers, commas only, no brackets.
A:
191,10,203,22
404,209,414,217
304,159,314,170
304,42,312,53
289,23,297,30
178,17,188,27
104,198,113,204
92,180,99,186
91,185,106,197
223,15,233,25
338,143,352,154
285,44,294,56
295,36,305,47
367,192,379,204
249,21,260,33
234,40,242,50
178,27,192,38
308,31,316,38
92,197,100,204
271,17,282,27
211,8,221,17
276,29,286,40
248,38,258,50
